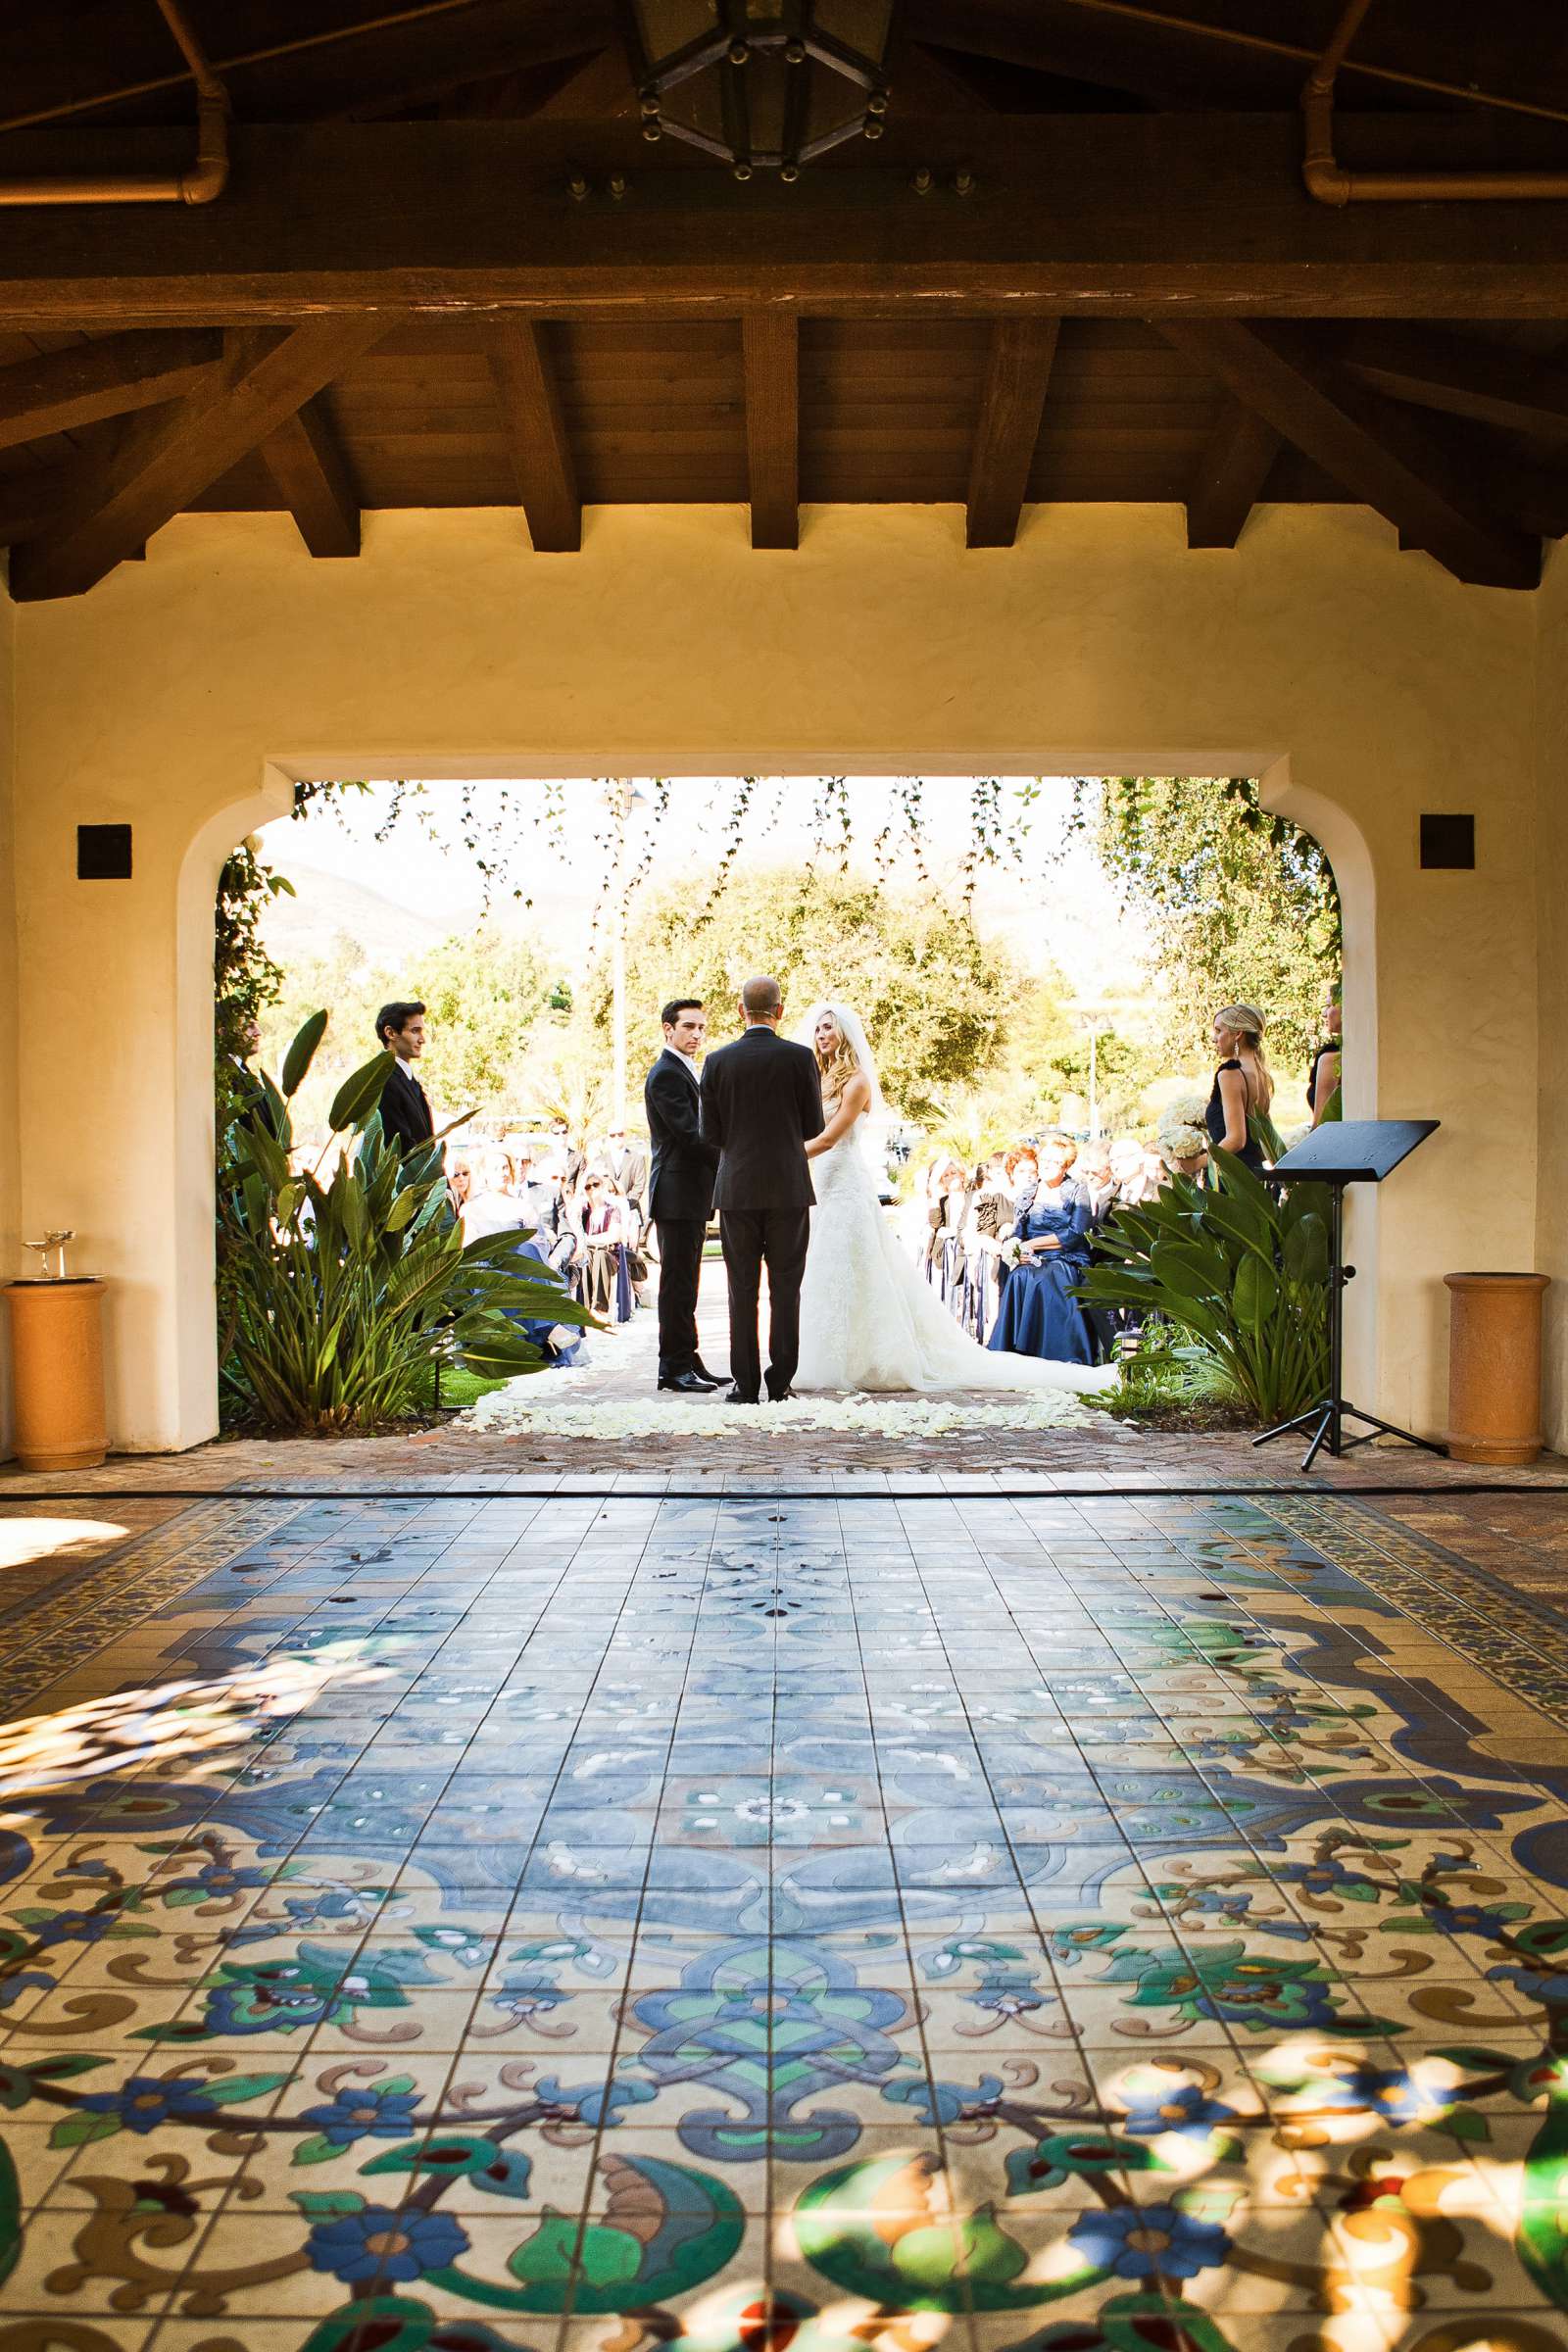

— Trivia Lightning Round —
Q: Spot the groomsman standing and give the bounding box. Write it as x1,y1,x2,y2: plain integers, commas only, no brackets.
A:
375,1001,434,1153
644,998,723,1395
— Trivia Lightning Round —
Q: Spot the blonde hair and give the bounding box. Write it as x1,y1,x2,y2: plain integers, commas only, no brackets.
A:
812,1010,862,1105
1214,1003,1274,1114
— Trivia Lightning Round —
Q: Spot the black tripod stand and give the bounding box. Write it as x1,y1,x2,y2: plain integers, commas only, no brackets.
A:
1251,1118,1447,1474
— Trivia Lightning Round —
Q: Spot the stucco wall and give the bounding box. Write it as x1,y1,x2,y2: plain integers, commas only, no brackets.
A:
1537,543,1568,1452
0,588,15,1458
6,500,1542,1451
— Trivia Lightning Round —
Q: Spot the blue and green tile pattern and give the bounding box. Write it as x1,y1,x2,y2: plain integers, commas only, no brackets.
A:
0,1488,1567,2350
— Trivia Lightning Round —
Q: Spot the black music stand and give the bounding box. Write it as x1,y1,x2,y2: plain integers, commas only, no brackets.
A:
1252,1119,1446,1472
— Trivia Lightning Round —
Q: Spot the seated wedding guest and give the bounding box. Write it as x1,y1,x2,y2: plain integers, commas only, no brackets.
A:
460,1149,528,1243
447,1152,473,1215
1004,1144,1040,1224
1108,1134,1158,1208
1076,1138,1116,1225
580,1170,633,1324
923,1155,970,1303
530,1159,582,1279
548,1117,586,1196
987,1133,1095,1367
1206,1002,1273,1174
511,1236,587,1370
604,1126,649,1224
966,1152,1016,1341
374,1000,434,1154
1308,986,1343,1127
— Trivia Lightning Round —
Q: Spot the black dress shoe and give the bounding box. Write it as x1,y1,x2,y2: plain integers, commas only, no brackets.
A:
691,1357,727,1388
766,1387,797,1402
723,1387,760,1405
660,1370,713,1395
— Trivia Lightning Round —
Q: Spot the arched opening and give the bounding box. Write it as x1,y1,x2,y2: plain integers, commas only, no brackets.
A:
196,763,1364,1463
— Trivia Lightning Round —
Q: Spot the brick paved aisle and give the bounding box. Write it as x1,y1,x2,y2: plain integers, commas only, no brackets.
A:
1,1484,1567,2346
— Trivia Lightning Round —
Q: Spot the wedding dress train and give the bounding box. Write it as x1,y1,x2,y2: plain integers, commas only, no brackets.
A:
794,1119,1117,1397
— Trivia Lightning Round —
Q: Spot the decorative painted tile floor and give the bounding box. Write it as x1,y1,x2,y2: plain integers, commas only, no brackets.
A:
3,1489,1568,2350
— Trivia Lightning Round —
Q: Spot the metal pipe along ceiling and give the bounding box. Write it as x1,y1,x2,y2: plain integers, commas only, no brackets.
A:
1302,0,1568,204
0,0,229,207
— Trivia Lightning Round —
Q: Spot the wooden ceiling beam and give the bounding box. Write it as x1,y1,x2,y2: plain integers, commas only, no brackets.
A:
487,321,580,551
1341,324,1568,444
1158,319,1541,589
258,395,361,557
742,312,799,551
8,316,388,601
0,119,1565,324
966,318,1058,548
0,466,74,546
1184,396,1280,548
0,328,223,453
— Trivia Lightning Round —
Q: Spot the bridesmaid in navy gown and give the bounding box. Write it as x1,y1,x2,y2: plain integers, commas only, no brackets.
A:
1204,1002,1273,1177
988,1135,1095,1367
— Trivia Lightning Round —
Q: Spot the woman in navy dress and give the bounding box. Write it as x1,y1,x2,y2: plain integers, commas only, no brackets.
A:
987,1134,1095,1367
1205,1003,1273,1177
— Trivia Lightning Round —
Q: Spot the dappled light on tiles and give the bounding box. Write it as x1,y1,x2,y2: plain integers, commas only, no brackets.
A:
0,1643,388,1804
0,1515,128,1570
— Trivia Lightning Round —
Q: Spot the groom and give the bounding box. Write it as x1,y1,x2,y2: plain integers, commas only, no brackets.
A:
700,976,824,1404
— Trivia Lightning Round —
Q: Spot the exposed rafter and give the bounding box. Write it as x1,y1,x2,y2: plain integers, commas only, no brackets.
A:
966,318,1059,548
0,120,1564,326
259,395,361,557
7,317,388,601
487,320,580,552
0,329,222,454
1342,325,1568,444
1184,397,1280,549
1157,319,1541,589
742,312,799,552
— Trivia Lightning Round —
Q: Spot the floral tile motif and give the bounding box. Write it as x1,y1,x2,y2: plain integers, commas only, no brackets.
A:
7,1489,1568,2346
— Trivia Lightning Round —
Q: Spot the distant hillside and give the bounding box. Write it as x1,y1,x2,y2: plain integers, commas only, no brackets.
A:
260,861,458,972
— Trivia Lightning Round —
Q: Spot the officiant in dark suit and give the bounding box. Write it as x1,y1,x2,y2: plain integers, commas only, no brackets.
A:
375,1000,435,1155
699,976,825,1405
644,998,724,1395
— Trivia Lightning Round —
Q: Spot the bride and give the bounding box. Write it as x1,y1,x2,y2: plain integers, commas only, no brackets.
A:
793,1002,1116,1396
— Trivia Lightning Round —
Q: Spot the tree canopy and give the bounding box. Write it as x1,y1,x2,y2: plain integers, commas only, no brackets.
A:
1077,776,1341,1070
602,866,1016,1123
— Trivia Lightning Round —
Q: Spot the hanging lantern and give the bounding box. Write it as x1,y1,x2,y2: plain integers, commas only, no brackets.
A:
621,0,895,178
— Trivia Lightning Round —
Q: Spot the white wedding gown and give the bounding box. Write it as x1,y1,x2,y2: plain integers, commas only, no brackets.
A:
794,1112,1117,1396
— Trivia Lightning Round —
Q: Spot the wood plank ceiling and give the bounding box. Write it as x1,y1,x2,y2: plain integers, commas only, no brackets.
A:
0,2,1564,597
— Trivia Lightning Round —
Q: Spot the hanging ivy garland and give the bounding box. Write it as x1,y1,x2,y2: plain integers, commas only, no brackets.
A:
276,769,1047,1012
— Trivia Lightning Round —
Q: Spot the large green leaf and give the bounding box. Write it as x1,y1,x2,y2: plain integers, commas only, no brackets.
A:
1233,1251,1280,1332
328,1052,398,1136
240,1116,291,1193
1151,1237,1229,1301
1283,1210,1329,1284
281,1008,328,1100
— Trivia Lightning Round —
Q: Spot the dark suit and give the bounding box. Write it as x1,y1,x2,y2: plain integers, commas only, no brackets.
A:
380,1058,434,1154
645,1051,718,1380
700,1026,824,1399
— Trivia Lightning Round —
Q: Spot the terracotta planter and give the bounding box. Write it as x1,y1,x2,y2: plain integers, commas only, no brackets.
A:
5,1278,107,1472
1444,1271,1550,1466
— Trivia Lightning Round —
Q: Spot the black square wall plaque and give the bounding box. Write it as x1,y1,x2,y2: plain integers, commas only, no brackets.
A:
1418,813,1475,870
76,823,132,880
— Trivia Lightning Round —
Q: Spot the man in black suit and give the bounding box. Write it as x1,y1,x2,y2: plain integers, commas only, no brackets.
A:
374,1000,435,1155
644,998,722,1395
699,976,824,1404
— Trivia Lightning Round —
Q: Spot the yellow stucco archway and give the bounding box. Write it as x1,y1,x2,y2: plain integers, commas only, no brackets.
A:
2,503,1544,1452
185,750,1374,1458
